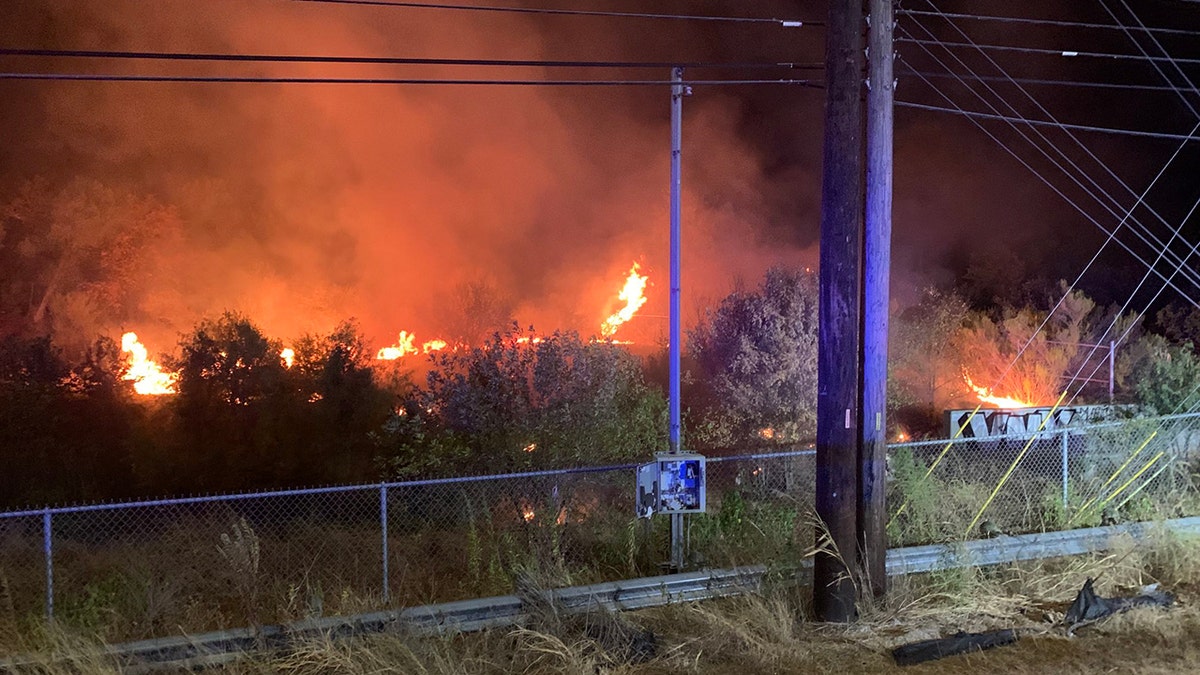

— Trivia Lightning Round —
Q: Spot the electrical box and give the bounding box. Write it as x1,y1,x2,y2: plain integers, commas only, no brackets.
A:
636,452,706,518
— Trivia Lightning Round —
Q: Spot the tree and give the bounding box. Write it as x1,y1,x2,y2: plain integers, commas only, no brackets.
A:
1130,336,1200,415
688,266,820,445
0,334,138,506
949,285,1147,408
889,288,970,410
1154,302,1200,346
436,279,518,346
0,178,183,345
167,313,291,489
377,325,666,477
288,319,397,481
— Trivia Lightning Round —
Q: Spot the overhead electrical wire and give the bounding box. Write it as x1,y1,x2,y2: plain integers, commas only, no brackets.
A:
291,0,821,26
896,9,1200,38
0,73,823,87
901,6,1200,308
897,38,1200,66
0,48,819,71
897,21,1200,311
1056,0,1200,401
895,101,1200,141
899,68,1184,93
902,2,1200,409
908,6,1200,410
1101,0,1200,118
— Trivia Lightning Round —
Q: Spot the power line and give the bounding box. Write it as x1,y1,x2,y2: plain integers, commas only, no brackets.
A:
0,72,823,87
896,9,1200,38
898,68,1183,93
1057,0,1200,403
899,29,1200,424
898,17,1200,310
292,0,822,26
901,2,1200,374
1101,0,1200,119
896,100,1200,141
897,38,1200,66
0,48,818,71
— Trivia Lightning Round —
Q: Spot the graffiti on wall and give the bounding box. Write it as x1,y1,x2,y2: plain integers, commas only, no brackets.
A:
943,405,1129,439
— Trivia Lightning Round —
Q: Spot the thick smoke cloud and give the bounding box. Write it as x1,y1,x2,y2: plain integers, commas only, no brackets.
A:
0,0,823,350
4,0,1183,353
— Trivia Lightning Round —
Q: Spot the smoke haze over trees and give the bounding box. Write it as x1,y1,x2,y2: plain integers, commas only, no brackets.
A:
4,1,1191,352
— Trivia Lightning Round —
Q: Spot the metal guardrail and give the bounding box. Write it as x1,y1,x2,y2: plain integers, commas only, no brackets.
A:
11,516,1200,672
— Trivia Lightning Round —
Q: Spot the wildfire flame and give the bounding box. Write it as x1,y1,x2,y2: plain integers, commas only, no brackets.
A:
121,332,178,396
963,371,1034,409
280,347,295,369
376,331,418,360
370,265,648,359
600,263,649,338
375,332,452,360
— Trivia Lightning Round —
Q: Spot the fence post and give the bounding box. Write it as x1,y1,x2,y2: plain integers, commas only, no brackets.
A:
1061,430,1070,509
380,484,389,604
42,508,54,620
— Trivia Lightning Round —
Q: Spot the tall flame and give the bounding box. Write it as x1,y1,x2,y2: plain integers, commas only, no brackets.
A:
280,347,295,369
600,263,649,338
963,371,1034,409
121,332,178,396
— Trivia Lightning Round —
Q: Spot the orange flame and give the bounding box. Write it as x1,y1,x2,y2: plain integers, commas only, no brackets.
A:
376,331,418,360
376,332,453,360
963,371,1034,409
280,347,295,369
600,263,649,338
121,332,178,396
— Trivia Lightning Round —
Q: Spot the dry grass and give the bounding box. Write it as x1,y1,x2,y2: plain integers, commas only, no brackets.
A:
155,530,1200,674
8,528,1200,673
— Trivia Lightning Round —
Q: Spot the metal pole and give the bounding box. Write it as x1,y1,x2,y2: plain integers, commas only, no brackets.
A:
669,66,687,571
380,484,390,604
669,65,684,456
43,508,53,620
860,0,894,599
1061,430,1070,508
815,0,865,623
1109,340,1116,403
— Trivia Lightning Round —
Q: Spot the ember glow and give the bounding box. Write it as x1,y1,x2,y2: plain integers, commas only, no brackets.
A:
121,332,178,396
600,263,649,338
963,372,1034,409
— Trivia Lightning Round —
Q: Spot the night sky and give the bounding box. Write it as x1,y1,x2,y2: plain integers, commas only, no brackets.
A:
2,0,1199,348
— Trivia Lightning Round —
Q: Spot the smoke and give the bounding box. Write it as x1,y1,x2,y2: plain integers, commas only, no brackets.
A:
2,0,1157,354
0,0,822,351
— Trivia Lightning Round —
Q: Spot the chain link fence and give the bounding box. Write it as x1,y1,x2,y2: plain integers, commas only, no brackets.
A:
1,412,1199,648
886,412,1200,545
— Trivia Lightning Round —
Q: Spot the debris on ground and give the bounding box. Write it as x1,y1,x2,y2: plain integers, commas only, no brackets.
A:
891,629,1018,666
1064,577,1174,634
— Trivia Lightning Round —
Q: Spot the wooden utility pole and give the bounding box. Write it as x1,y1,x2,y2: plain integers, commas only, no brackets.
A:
860,0,895,599
814,0,865,623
